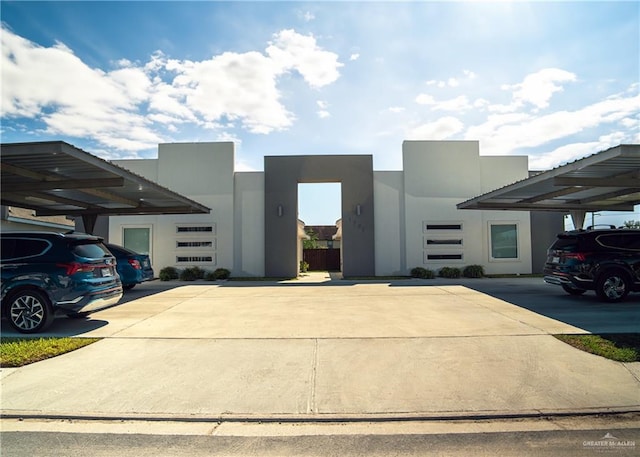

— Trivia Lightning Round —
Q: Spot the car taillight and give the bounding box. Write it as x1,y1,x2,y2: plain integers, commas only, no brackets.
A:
563,252,587,261
57,262,95,275
128,259,142,270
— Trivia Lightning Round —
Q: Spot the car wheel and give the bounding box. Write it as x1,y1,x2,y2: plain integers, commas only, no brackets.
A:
561,284,587,295
7,289,54,333
123,284,136,291
596,270,630,302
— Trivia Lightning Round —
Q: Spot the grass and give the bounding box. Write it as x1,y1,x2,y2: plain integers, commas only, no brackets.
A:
554,334,640,362
0,337,100,368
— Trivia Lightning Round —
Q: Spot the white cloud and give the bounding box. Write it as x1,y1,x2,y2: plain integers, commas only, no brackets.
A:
502,68,577,110
467,90,639,155
349,53,360,61
388,106,405,113
265,29,342,88
0,26,343,149
415,94,471,112
408,116,464,140
317,100,330,118
301,11,315,22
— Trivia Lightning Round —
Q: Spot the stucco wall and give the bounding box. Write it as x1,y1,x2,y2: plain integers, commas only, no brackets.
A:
233,172,265,277
402,140,532,275
374,171,405,276
109,143,234,273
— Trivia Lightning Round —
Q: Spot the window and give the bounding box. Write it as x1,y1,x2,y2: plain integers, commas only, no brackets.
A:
427,254,463,260
123,227,151,255
177,226,213,233
177,241,214,248
490,224,518,259
176,256,213,263
426,239,462,245
1,238,51,260
72,242,111,258
424,223,462,231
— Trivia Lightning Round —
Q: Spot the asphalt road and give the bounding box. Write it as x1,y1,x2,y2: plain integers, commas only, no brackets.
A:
2,424,639,457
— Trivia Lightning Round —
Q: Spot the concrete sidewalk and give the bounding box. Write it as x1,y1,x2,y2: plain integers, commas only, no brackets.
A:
2,275,639,421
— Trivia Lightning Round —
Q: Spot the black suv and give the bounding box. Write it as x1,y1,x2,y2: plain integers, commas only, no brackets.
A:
1,231,123,333
543,227,640,302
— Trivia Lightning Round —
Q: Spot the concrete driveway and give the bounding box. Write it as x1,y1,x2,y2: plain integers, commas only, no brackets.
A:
1,274,639,420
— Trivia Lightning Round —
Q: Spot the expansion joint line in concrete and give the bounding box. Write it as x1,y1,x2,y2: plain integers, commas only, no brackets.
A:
307,339,319,414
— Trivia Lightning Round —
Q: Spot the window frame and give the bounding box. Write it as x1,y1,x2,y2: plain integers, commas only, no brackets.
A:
488,222,520,261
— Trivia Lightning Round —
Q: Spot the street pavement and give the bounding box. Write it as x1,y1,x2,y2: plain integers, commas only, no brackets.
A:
1,274,639,422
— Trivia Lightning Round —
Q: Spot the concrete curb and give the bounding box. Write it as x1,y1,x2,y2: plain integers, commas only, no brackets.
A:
3,407,640,424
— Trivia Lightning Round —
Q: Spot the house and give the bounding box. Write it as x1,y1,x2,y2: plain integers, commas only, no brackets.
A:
101,140,563,277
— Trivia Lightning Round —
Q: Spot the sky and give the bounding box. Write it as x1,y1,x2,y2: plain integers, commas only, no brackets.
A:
1,1,639,226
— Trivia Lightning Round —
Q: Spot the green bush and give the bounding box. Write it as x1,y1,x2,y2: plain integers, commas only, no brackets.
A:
159,266,179,281
212,268,231,280
463,265,485,278
438,267,461,278
410,267,435,279
180,266,205,281
300,260,309,273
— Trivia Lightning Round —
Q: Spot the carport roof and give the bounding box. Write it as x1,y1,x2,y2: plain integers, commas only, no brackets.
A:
0,141,211,217
457,144,640,213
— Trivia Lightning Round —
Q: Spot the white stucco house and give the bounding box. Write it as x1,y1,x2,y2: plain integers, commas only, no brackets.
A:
101,140,562,277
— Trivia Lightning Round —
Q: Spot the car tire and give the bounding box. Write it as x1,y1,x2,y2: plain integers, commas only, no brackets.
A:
6,289,54,333
561,284,587,295
596,270,630,302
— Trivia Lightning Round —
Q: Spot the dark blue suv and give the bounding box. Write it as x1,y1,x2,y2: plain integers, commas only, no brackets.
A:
1,231,123,333
543,227,640,302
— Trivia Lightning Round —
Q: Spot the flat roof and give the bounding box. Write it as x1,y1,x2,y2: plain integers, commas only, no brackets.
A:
457,144,640,212
1,141,210,217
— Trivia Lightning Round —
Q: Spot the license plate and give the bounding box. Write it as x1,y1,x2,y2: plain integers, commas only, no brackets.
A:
102,268,113,277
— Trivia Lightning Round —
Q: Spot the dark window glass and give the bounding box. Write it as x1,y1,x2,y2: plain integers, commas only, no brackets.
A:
427,254,463,260
426,224,462,230
72,242,111,259
551,236,579,252
1,238,17,259
14,239,50,258
597,233,640,251
176,226,213,233
427,239,462,245
176,256,212,262
177,241,213,248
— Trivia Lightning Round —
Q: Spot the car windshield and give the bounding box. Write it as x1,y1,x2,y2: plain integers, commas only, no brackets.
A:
71,241,112,259
552,236,579,252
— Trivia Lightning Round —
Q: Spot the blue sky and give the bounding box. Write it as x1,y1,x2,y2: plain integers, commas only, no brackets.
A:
1,1,639,225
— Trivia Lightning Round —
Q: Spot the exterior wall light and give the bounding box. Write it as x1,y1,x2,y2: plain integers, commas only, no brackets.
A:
356,204,362,216
277,205,283,217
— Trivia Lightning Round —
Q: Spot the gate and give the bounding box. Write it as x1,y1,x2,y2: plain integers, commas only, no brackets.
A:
303,249,341,271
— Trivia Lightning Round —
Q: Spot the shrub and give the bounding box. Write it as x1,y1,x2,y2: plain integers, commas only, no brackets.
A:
180,266,205,281
410,267,435,279
463,265,485,278
438,267,461,278
300,260,309,273
159,266,179,281
212,268,231,280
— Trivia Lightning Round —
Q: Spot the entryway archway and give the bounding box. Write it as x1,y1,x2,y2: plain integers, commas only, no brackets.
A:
264,155,375,278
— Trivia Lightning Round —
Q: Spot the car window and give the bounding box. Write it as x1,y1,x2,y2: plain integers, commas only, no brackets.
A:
1,238,51,260
597,233,640,251
71,241,112,259
551,236,579,252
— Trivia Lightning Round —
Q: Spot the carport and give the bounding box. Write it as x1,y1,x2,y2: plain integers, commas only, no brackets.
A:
1,141,210,233
457,144,640,228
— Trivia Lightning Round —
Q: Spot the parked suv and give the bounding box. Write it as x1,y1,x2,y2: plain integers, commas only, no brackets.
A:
1,231,123,333
543,227,640,302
